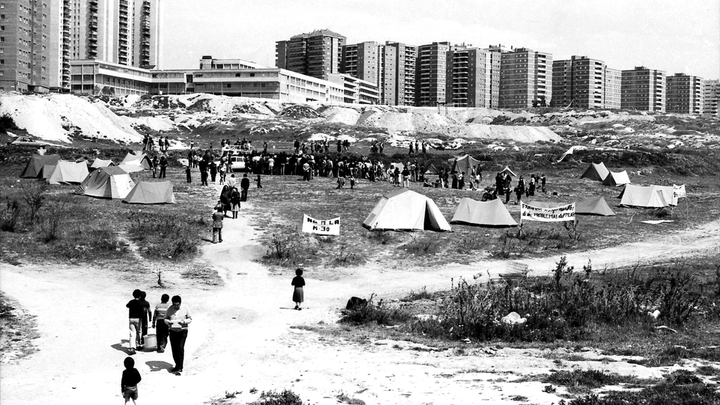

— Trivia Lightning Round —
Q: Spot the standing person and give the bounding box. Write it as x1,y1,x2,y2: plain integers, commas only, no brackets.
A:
159,156,168,179
212,206,224,244
255,174,262,189
152,156,159,178
185,165,191,183
240,173,250,201
209,161,217,183
401,166,410,188
291,268,306,310
120,357,142,405
514,185,523,204
152,294,170,353
349,175,356,190
139,291,151,350
230,187,241,219
165,296,192,374
126,289,144,355
541,174,547,193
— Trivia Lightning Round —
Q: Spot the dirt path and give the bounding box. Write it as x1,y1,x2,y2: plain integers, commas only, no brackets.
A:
1,196,716,404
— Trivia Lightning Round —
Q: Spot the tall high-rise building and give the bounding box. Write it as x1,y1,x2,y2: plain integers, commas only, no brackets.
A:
48,0,161,91
621,66,666,112
415,41,450,106
703,79,720,117
380,41,416,106
275,29,345,80
445,45,500,108
551,56,605,109
604,67,622,110
341,41,381,85
498,47,552,109
0,0,52,92
666,73,704,114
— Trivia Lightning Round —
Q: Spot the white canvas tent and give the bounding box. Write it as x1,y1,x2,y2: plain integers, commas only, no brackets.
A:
121,152,153,170
581,162,609,181
123,181,176,204
500,166,517,177
619,184,677,208
602,170,631,186
576,196,616,216
363,189,451,231
46,161,89,185
75,166,135,199
117,163,146,173
91,158,115,169
451,198,517,227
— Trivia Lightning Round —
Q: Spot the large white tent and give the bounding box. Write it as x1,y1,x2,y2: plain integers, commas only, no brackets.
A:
451,198,517,227
45,161,89,185
75,166,135,199
363,189,451,231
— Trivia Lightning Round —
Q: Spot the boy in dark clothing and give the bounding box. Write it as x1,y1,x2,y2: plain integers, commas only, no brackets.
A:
121,356,142,404
255,174,262,188
139,291,151,350
126,289,145,354
152,294,170,353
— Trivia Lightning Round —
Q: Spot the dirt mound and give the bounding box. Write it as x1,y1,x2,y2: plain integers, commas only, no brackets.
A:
279,105,322,119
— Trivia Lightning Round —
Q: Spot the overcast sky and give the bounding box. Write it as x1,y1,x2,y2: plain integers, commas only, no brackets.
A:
161,0,720,80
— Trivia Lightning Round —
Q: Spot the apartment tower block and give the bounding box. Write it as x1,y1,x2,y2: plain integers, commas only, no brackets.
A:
341,41,381,85
445,45,500,108
0,0,52,92
621,66,666,112
551,56,605,109
415,41,450,106
380,41,416,106
666,73,704,114
276,29,345,81
703,80,720,117
498,47,552,109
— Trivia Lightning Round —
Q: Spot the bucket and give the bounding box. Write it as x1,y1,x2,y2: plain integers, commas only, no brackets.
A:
143,334,157,351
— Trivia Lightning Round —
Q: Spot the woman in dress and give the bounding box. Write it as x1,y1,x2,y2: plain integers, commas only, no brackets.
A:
291,268,306,310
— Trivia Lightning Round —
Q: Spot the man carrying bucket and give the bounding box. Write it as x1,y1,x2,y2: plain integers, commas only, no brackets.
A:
165,295,192,374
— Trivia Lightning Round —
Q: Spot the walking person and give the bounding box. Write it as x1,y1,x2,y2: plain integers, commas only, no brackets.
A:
185,165,191,183
165,295,192,374
291,268,306,310
152,294,170,353
212,206,224,244
240,173,250,201
152,156,159,178
126,289,144,355
120,357,142,405
138,291,151,350
230,187,241,219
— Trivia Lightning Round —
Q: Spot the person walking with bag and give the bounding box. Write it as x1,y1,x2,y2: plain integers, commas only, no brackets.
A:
212,206,224,243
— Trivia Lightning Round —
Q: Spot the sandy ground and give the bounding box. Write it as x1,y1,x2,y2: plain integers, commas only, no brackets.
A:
1,192,718,405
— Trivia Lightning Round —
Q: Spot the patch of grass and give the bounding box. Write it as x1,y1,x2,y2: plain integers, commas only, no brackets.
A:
128,211,203,260
181,264,223,286
0,293,40,363
544,369,651,394
402,286,434,302
336,392,366,405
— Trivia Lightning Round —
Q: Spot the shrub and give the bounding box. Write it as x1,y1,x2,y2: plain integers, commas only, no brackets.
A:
250,389,302,405
20,182,47,224
0,198,21,232
340,294,412,326
128,211,201,260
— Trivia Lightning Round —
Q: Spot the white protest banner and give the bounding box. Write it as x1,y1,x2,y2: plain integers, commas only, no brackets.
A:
520,202,575,222
301,214,340,236
673,184,686,198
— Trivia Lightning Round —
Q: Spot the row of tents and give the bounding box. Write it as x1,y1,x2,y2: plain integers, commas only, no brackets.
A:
362,189,617,231
20,152,154,181
20,154,174,204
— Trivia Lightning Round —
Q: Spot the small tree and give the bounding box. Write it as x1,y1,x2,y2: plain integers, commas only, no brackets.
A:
21,182,47,224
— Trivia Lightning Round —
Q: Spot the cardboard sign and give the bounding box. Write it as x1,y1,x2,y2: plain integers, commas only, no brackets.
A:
521,202,575,222
673,184,686,198
302,214,340,235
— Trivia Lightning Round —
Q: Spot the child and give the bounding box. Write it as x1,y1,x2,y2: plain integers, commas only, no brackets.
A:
255,174,262,189
121,357,142,405
291,268,306,310
152,294,170,353
349,175,356,190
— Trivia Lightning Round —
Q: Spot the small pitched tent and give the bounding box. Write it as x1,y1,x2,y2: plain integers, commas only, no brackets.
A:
451,198,517,227
448,154,481,176
91,158,115,169
602,170,631,186
363,189,451,231
576,196,616,216
121,152,153,170
123,181,176,204
41,164,56,180
619,184,676,208
581,162,609,181
117,163,146,173
500,166,517,177
424,164,442,176
20,154,60,178
75,166,135,199
46,161,89,185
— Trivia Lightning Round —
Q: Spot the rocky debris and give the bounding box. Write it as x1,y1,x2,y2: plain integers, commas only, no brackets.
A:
279,105,322,119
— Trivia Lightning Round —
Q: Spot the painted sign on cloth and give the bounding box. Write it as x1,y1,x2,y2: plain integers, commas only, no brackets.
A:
520,202,575,222
302,214,340,235
673,184,686,198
